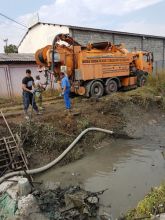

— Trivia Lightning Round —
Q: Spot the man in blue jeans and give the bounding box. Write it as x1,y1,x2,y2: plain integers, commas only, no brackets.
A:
60,72,71,112
22,69,40,119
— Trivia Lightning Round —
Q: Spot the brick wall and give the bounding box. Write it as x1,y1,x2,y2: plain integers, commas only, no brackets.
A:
70,28,165,62
70,29,113,46
114,34,142,51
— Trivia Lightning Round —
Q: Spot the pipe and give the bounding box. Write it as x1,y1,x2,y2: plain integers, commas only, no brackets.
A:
51,34,81,72
51,35,57,72
0,127,113,184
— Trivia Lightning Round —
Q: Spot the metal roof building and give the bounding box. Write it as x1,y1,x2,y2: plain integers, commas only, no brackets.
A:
0,53,40,97
0,53,35,63
2,22,165,97
18,22,165,63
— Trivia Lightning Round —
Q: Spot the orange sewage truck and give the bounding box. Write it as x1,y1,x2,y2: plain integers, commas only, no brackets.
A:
35,34,153,97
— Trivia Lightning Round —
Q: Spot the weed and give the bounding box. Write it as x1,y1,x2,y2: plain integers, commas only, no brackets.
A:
125,183,165,219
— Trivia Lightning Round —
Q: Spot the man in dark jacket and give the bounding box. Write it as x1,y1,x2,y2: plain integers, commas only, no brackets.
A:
22,69,40,119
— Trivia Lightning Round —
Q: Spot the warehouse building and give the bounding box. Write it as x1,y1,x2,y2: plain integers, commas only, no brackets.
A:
1,22,165,98
18,22,165,64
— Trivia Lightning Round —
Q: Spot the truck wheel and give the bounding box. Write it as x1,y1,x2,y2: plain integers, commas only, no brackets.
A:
137,75,147,87
90,81,104,98
105,79,118,94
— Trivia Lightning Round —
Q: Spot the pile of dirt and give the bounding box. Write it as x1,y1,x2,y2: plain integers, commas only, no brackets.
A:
0,90,163,169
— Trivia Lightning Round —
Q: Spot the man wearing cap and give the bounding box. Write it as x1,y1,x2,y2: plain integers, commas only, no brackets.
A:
22,69,40,119
60,72,71,112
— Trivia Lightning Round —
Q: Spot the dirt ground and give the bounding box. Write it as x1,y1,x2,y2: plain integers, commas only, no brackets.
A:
0,88,165,220
0,89,163,170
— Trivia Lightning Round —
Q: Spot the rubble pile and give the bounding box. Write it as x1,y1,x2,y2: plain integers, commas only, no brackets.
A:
0,177,102,220
33,185,100,220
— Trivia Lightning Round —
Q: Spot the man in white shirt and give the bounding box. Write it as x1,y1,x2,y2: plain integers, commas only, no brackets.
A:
35,75,46,110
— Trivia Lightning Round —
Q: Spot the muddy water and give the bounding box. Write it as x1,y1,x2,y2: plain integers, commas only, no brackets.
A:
36,115,165,218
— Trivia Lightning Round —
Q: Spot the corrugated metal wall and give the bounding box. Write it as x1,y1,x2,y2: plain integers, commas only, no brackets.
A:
0,66,11,97
0,64,45,97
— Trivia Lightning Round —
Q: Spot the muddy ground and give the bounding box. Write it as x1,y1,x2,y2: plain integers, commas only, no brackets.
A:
0,88,165,219
0,89,163,169
0,95,122,168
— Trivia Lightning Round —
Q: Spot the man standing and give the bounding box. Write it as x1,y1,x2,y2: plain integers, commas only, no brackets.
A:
60,72,71,112
22,69,40,119
35,75,46,110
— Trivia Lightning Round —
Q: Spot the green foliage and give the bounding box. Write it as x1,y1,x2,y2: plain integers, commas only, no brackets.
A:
145,73,165,98
4,44,18,53
77,118,90,130
110,73,165,109
125,184,165,219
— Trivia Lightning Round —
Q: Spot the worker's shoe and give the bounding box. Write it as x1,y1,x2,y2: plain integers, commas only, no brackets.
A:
39,107,45,111
25,115,30,120
24,111,30,120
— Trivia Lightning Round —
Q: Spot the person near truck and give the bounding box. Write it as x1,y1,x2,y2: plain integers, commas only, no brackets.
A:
60,72,71,112
35,75,46,110
22,69,40,119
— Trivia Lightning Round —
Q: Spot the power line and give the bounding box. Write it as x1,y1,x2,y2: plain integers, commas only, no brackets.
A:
0,12,28,28
0,20,27,34
0,21,27,31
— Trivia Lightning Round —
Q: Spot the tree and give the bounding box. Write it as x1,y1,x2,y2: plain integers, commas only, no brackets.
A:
4,44,18,53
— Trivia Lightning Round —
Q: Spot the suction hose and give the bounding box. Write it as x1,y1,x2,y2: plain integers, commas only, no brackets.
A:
0,127,113,184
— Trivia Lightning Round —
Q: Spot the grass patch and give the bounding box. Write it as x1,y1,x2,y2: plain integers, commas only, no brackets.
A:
0,96,22,109
106,73,165,109
125,184,165,220
148,73,165,95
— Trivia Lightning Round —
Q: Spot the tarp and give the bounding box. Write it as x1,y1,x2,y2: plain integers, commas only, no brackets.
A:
0,193,17,220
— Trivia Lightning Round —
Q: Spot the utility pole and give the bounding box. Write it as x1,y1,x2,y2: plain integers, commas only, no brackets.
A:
4,39,8,53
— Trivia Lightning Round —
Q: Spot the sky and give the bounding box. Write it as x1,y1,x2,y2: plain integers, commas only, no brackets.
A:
0,0,165,52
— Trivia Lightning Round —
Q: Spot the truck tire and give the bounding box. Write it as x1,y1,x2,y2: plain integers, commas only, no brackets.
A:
90,81,104,98
105,79,118,94
137,75,147,87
